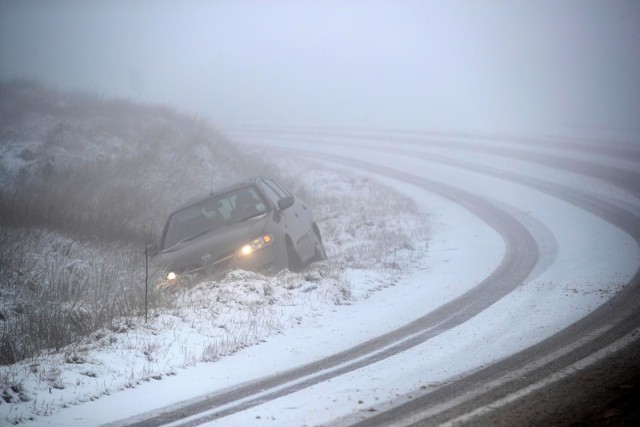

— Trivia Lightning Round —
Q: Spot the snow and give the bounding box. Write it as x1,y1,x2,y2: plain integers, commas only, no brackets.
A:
3,129,639,426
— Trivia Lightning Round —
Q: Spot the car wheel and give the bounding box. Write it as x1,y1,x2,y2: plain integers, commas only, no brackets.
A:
286,238,304,272
310,226,327,262
310,237,327,262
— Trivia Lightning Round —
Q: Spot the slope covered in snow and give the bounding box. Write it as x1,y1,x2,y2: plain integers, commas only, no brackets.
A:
0,84,428,424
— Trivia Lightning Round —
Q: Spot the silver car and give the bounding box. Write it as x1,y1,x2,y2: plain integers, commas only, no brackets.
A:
151,177,326,286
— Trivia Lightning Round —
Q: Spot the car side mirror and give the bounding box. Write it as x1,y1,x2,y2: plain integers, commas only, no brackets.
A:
277,196,294,211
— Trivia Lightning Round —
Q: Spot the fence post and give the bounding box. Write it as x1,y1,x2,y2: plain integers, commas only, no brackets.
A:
145,244,149,323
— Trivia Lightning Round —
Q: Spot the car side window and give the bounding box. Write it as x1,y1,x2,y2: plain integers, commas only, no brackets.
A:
263,178,290,199
217,197,234,220
259,180,282,207
268,179,292,198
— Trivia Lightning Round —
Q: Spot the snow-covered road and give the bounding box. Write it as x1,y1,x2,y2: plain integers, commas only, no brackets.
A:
42,129,640,426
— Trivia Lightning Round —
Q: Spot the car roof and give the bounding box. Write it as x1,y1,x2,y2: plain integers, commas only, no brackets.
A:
170,178,261,213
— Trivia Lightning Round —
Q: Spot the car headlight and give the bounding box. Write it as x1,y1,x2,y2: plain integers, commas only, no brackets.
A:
238,234,273,257
154,271,179,290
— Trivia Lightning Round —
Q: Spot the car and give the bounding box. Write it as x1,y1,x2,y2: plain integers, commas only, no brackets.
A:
150,177,327,287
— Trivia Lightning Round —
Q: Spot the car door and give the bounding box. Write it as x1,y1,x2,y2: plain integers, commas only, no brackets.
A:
258,179,310,258
268,179,315,258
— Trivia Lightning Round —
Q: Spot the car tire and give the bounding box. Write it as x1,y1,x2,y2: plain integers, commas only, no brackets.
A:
310,238,327,262
286,239,304,272
310,226,327,262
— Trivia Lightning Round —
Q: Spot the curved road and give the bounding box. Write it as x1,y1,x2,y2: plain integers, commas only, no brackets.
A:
114,129,640,426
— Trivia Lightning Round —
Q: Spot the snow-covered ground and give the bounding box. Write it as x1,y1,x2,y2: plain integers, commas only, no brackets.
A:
3,128,639,426
0,153,427,425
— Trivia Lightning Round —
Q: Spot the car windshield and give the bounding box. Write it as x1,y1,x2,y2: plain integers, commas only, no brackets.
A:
162,186,267,249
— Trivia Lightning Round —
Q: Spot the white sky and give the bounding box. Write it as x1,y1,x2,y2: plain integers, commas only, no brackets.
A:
1,0,639,132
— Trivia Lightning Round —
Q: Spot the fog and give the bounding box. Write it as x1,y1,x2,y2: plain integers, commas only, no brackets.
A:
1,0,639,133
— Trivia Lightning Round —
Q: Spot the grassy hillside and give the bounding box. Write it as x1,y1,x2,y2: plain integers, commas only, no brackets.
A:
0,80,267,364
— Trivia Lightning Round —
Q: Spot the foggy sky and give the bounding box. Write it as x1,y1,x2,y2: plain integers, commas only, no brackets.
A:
1,0,639,133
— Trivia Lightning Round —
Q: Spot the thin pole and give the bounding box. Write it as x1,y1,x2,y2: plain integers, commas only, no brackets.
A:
145,244,149,323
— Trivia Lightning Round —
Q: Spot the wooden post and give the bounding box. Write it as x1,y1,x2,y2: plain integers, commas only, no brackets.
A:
145,244,149,323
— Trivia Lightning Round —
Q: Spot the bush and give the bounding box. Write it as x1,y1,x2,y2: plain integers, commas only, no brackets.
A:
0,228,161,364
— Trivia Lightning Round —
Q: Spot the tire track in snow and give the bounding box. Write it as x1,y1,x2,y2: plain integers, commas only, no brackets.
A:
260,133,640,426
118,128,640,426
113,150,540,427
344,140,640,426
228,129,640,425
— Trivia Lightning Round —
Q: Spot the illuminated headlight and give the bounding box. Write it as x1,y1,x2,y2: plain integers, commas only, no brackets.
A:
155,271,179,290
238,234,273,257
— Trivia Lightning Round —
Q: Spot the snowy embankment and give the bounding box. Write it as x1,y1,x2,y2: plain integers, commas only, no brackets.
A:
0,155,428,425
0,82,426,424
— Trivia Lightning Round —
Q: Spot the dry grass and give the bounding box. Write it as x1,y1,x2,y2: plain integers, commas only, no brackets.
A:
0,80,262,365
0,228,158,364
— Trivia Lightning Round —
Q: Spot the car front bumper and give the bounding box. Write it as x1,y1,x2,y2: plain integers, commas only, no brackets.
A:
157,241,281,288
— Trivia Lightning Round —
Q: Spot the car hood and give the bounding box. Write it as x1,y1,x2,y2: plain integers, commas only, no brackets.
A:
156,214,268,273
